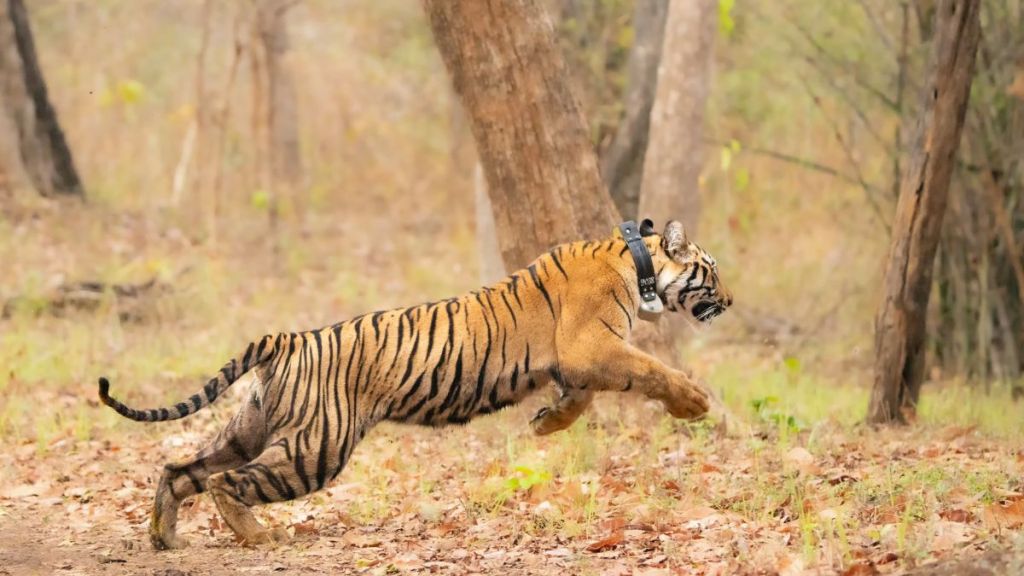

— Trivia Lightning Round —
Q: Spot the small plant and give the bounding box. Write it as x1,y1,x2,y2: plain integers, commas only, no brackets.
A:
750,395,805,435
504,465,551,493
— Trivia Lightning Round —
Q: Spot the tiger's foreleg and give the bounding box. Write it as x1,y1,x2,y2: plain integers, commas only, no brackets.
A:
560,341,710,420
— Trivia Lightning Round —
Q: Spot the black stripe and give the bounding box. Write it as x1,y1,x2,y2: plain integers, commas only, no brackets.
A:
527,264,555,317
438,344,464,415
183,468,203,494
204,379,219,402
611,290,633,329
549,249,568,280
499,290,518,328
509,275,523,308
600,318,625,340
241,342,255,372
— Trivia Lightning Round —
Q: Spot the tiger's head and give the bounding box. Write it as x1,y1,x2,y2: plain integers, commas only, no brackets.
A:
641,219,733,323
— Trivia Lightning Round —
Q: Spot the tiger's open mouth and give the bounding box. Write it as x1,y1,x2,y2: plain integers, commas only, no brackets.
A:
692,301,726,323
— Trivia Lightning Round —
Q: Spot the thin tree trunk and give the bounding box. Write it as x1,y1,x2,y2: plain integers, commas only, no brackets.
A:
253,0,303,238
422,0,619,269
0,0,82,198
638,0,715,234
600,0,668,221
868,0,981,424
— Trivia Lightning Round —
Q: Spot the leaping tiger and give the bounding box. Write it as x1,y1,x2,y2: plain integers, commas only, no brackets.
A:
98,219,732,549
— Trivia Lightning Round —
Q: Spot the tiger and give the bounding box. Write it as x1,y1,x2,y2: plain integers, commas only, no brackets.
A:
98,219,732,550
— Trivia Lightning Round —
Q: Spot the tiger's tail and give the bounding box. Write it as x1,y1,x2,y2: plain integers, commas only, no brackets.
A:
98,334,279,422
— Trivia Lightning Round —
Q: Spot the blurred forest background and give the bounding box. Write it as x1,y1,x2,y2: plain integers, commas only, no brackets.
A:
0,0,1023,574
3,0,1020,427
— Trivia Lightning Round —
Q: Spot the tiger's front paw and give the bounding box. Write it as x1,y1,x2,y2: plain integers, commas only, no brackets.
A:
663,381,711,420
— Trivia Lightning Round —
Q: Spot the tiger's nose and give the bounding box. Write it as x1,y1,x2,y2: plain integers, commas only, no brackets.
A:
722,292,733,308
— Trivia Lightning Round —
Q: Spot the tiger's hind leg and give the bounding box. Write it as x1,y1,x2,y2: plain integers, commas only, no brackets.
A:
530,388,594,436
150,393,267,550
207,436,339,546
150,426,264,550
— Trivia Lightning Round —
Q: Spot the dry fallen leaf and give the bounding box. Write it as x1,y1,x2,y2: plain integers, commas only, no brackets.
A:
939,509,973,523
841,561,880,576
982,500,1024,529
291,519,318,535
599,517,627,532
585,530,624,552
931,520,973,551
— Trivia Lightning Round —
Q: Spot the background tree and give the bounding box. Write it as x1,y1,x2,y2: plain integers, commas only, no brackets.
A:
0,0,81,198
421,0,618,269
599,0,668,221
251,0,304,239
868,0,981,424
638,0,716,234
933,0,1024,384
423,0,696,368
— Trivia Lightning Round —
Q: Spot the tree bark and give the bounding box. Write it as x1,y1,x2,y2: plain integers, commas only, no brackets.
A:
638,0,715,234
868,0,980,424
0,0,82,198
252,0,303,235
422,0,619,269
600,0,668,221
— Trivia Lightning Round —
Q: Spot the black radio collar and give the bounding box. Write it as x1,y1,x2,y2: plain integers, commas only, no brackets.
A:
618,220,664,321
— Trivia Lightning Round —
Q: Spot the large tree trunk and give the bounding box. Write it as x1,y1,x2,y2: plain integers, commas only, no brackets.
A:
637,0,715,234
0,0,82,198
868,0,980,424
424,0,693,372
600,0,668,221
422,0,619,268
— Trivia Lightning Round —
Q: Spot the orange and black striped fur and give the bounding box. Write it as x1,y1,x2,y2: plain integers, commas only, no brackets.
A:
99,220,731,550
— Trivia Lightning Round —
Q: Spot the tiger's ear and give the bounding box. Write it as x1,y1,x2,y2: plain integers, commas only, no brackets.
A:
661,220,688,256
638,218,656,237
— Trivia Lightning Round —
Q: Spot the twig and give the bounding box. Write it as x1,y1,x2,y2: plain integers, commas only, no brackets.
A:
704,139,871,189
796,76,890,233
171,120,197,206
788,16,900,111
855,0,895,54
799,54,898,158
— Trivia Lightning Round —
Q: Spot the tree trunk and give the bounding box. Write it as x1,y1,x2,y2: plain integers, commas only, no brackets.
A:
638,0,715,234
422,0,619,269
0,0,82,198
600,0,668,221
868,0,980,424
252,0,303,235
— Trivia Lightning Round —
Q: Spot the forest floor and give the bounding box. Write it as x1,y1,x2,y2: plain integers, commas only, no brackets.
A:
2,389,1024,576
2,208,1023,575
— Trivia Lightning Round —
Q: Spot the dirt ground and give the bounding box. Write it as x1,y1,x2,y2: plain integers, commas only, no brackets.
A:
2,388,1023,576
